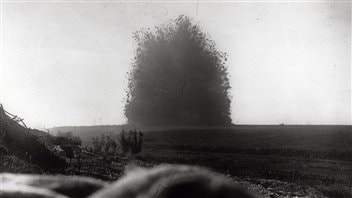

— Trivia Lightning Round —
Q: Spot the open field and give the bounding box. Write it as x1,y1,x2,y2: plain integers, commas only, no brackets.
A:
51,125,352,197
60,125,352,162
141,125,352,156
134,125,352,197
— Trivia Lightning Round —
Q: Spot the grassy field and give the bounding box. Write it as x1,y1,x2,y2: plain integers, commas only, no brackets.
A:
141,125,352,155
135,125,352,197
52,125,352,197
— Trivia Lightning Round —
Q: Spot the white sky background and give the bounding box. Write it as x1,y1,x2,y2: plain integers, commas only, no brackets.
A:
0,1,351,128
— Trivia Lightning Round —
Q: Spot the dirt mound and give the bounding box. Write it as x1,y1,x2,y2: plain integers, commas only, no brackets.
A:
0,104,67,170
1,165,255,198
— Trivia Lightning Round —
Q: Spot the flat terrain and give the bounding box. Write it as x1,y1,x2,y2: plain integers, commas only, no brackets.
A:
52,125,352,197
137,125,352,197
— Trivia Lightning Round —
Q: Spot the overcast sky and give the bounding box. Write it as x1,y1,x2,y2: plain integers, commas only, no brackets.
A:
0,1,351,128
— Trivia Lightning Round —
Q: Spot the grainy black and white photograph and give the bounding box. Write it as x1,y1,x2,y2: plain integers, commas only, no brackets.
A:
0,0,351,197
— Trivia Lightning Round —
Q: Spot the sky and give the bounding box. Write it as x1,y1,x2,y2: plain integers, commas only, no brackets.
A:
0,1,351,128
